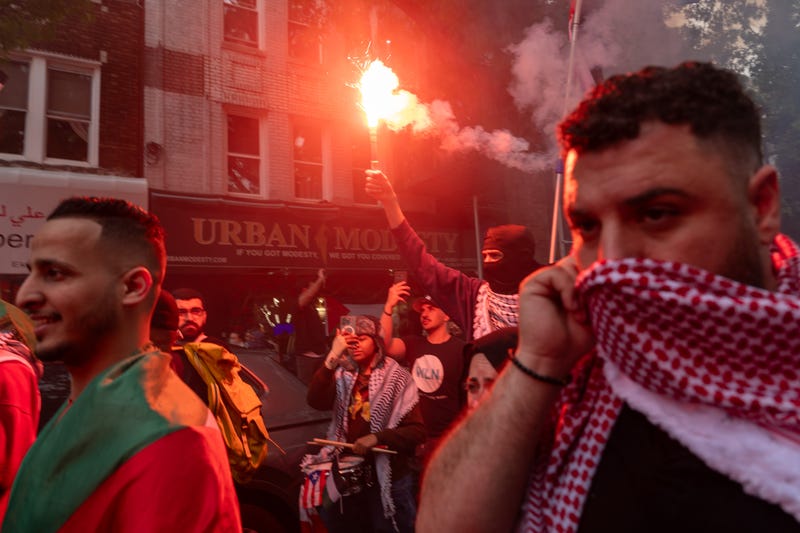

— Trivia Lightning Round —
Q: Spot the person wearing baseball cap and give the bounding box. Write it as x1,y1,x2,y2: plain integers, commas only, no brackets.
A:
381,284,466,466
462,327,518,410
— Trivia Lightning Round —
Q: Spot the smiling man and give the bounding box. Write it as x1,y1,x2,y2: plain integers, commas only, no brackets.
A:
419,62,800,532
6,197,240,533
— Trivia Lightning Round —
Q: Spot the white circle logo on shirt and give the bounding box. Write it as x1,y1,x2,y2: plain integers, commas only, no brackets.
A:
411,354,444,393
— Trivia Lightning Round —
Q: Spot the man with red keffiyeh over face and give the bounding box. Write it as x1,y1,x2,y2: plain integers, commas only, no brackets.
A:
419,61,800,533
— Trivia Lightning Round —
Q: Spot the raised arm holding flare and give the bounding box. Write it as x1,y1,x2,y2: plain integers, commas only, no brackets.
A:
366,170,541,340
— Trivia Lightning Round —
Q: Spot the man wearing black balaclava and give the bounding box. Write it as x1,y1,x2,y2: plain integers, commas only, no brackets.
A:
365,170,542,340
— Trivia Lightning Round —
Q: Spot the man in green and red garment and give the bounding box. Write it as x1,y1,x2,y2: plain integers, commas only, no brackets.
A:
4,197,240,533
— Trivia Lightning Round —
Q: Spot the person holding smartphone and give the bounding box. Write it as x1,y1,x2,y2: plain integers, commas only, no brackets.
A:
304,315,424,533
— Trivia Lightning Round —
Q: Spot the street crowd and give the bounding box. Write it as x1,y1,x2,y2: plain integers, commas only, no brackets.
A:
2,61,800,533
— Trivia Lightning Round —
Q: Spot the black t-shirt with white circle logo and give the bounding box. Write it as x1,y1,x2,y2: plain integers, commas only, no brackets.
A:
401,335,466,440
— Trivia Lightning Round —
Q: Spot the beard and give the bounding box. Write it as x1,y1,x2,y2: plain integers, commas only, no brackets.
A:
36,291,119,365
179,321,201,342
718,216,768,290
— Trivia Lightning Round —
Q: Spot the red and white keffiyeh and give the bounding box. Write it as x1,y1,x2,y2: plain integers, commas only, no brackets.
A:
518,234,800,533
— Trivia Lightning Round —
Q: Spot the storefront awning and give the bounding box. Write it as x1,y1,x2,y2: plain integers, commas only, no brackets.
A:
150,190,477,272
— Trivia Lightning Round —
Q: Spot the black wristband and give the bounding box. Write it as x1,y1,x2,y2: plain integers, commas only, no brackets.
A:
383,309,392,317
509,355,571,387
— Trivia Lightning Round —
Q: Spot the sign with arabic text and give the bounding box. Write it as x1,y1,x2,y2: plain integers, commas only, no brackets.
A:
0,169,148,275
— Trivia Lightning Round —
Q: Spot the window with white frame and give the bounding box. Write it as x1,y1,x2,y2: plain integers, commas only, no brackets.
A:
0,56,98,165
47,68,92,161
292,116,323,199
0,61,29,155
223,0,258,48
227,114,262,195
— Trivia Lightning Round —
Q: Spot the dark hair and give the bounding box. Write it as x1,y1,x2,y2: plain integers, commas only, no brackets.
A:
151,290,179,330
463,327,518,371
558,61,763,178
48,197,166,286
172,288,205,303
366,333,387,367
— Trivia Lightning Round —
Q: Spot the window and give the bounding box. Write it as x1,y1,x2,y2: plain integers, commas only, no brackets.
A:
0,61,29,155
351,128,376,204
227,114,261,195
288,0,325,63
224,0,258,48
292,117,323,199
0,56,99,165
47,69,92,161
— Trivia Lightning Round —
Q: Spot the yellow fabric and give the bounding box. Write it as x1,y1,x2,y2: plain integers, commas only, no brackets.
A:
183,342,270,484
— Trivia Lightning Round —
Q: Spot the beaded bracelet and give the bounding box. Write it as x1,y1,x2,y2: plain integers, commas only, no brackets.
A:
509,355,571,387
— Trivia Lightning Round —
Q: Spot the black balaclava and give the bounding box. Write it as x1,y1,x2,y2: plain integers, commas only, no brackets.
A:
482,225,541,294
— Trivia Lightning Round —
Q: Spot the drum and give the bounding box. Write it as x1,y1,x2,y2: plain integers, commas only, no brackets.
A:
302,460,333,474
333,454,373,497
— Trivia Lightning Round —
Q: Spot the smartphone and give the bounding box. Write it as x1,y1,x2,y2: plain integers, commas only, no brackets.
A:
337,315,358,371
339,315,357,335
393,270,407,284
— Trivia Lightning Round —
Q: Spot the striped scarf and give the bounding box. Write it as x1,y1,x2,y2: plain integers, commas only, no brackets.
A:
518,234,800,532
303,356,418,522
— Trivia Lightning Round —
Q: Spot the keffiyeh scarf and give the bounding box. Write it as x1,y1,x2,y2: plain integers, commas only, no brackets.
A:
301,356,418,521
474,283,520,338
518,234,800,533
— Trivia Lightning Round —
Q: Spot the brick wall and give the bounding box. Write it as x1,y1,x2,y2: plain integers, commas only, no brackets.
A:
144,0,369,203
42,1,144,176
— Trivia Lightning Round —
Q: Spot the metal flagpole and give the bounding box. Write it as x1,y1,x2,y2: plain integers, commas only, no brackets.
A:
473,194,483,280
549,0,583,263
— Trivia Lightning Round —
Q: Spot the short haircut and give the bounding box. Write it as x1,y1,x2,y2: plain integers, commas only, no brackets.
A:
558,61,763,180
172,288,205,304
47,197,166,287
151,289,179,330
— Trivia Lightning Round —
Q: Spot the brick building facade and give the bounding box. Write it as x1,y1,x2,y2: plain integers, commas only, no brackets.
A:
0,1,148,300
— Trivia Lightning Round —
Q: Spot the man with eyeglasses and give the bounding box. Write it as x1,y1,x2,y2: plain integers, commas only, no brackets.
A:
172,288,228,348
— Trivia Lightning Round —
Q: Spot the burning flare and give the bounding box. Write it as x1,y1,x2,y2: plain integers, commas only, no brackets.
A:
358,60,429,130
354,58,545,173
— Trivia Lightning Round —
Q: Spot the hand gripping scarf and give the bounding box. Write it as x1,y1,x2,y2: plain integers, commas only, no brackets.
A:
518,234,800,533
301,356,418,523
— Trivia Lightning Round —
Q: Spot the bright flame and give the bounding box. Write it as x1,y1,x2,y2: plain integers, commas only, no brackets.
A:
358,60,405,128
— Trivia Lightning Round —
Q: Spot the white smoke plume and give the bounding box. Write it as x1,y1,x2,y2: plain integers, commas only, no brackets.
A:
373,82,551,172
372,0,727,173
508,0,699,161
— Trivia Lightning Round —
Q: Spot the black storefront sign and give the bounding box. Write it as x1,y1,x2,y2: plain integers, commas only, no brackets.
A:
150,191,477,273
